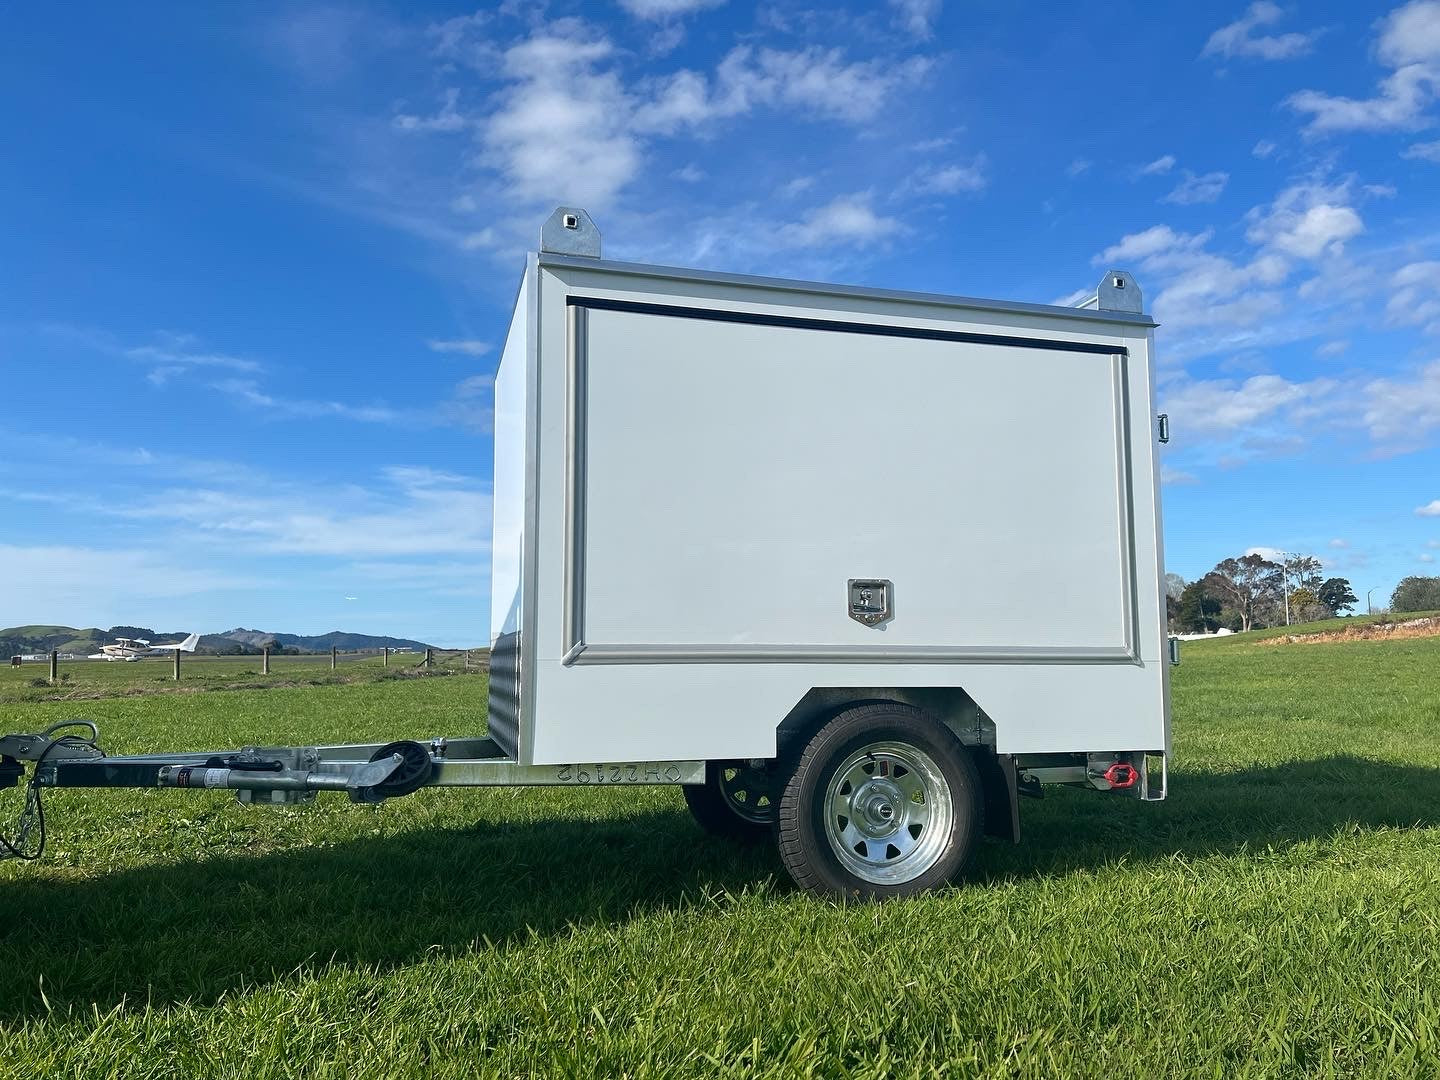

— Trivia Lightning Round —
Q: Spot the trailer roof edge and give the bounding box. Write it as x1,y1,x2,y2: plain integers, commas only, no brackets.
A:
536,252,1158,330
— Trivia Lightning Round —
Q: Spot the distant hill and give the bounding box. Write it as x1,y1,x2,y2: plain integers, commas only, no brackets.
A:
1,625,435,657
218,628,434,652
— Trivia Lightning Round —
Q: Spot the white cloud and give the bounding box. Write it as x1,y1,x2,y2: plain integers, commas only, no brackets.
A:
469,21,931,212
1418,500,1440,515
438,371,495,434
1363,360,1440,452
906,159,987,195
459,228,498,251
482,24,640,209
1288,65,1437,134
1244,180,1363,258
1378,0,1440,67
1404,139,1440,161
1318,339,1350,357
1245,546,1286,562
1287,2,1440,135
1050,287,1092,307
1203,2,1319,60
1161,466,1198,485
393,88,467,132
1388,261,1440,334
265,7,401,85
1253,139,1278,158
1067,158,1092,177
126,333,262,378
1422,553,1437,562
212,378,411,425
1139,154,1176,176
124,466,492,558
1330,538,1350,548
453,374,492,397
1097,224,1210,264
1161,374,1330,433
618,0,726,19
717,46,933,125
1162,170,1229,205
0,545,263,624
427,339,492,356
672,163,706,182
776,193,904,248
626,45,933,132
59,327,431,427
889,0,941,37
1094,225,1290,336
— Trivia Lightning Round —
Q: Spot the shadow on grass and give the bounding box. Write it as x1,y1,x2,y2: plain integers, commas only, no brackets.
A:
3,755,1439,1019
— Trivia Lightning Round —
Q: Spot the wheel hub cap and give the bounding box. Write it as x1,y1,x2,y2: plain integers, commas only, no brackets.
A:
822,741,955,886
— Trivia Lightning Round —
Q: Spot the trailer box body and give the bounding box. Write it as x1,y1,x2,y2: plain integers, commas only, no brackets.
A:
0,211,1170,897
490,243,1168,768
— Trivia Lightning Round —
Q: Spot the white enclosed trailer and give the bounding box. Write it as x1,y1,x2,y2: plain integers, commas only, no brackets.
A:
1,208,1171,899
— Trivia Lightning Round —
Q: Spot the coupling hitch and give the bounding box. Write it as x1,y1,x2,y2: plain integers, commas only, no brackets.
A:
0,721,439,860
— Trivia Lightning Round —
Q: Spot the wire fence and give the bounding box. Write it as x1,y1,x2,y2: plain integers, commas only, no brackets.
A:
8,646,489,684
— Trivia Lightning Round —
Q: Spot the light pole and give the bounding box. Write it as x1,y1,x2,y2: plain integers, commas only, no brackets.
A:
1367,587,1377,615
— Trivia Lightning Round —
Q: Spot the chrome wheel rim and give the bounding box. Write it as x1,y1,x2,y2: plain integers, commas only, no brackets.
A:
718,763,772,824
823,741,953,885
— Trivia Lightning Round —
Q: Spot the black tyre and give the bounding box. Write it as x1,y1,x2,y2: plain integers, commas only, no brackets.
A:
775,703,983,899
683,760,775,842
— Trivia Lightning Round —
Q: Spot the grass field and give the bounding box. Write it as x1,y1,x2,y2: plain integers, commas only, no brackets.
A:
4,632,1440,1076
0,652,477,705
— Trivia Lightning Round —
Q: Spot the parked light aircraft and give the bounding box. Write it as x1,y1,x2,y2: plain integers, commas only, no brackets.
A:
88,633,200,662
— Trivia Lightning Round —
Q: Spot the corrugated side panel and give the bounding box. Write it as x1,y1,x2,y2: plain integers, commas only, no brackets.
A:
486,266,530,760
486,630,521,757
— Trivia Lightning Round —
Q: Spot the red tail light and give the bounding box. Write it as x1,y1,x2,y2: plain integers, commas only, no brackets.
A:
1103,762,1139,789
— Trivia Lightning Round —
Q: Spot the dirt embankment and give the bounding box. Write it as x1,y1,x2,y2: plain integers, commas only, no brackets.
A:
1258,616,1440,646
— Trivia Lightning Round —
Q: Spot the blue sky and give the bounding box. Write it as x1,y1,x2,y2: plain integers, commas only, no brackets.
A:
4,1,1440,645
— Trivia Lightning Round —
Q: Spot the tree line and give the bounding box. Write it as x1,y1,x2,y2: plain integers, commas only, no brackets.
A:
1167,554,1357,633
1169,556,1440,634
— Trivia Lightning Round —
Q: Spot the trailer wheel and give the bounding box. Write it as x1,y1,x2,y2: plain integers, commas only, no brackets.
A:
776,704,982,899
683,761,774,842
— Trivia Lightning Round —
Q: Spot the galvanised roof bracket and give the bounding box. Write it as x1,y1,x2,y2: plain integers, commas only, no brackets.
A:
1068,269,1144,314
540,207,601,258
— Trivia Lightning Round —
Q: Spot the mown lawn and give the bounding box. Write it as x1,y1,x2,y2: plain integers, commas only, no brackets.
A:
4,636,1440,1077
0,652,476,705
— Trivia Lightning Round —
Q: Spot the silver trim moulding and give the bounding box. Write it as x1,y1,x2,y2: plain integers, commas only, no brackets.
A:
431,758,704,786
560,644,1141,665
539,252,1157,330
559,294,1144,668
520,253,542,764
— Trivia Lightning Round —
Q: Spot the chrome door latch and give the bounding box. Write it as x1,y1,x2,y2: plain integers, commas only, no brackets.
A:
848,579,893,626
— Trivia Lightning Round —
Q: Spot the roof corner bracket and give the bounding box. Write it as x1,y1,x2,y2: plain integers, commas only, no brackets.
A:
540,207,602,258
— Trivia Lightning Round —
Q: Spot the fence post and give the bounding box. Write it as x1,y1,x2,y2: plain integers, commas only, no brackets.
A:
424,647,434,668
262,647,270,675
382,647,389,667
173,648,181,681
331,646,337,670
50,649,58,686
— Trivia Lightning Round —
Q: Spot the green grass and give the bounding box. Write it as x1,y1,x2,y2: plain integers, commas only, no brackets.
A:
5,637,1440,1076
0,653,477,705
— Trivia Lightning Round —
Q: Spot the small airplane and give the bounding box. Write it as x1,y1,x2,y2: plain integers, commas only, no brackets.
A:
89,633,200,662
